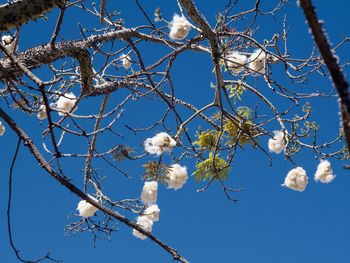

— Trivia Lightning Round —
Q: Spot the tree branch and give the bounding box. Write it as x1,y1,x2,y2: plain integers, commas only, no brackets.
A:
299,0,350,151
0,0,66,32
0,28,207,83
180,0,225,105
0,107,189,263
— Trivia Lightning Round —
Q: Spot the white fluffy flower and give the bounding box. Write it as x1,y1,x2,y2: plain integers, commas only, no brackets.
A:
37,105,47,120
169,14,191,40
144,132,176,156
141,181,158,204
2,35,16,52
166,164,188,190
55,92,77,116
314,160,335,183
268,130,288,154
0,121,5,136
132,216,153,240
2,35,13,45
121,54,132,69
282,167,308,192
143,204,160,222
248,49,267,74
226,51,247,74
77,195,99,218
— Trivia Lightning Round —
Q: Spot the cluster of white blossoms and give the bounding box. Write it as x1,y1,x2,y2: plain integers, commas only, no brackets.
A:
134,140,188,240
165,164,188,190
144,132,176,156
282,160,335,192
268,130,288,154
134,181,160,239
169,14,191,40
133,204,161,240
268,130,335,190
55,92,77,116
37,105,47,120
314,160,335,183
282,167,308,192
0,121,5,136
248,49,267,74
2,34,16,53
226,51,248,74
120,54,132,69
76,195,99,218
132,204,161,240
225,49,267,75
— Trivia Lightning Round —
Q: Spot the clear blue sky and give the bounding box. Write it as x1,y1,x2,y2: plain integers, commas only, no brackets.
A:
1,0,350,262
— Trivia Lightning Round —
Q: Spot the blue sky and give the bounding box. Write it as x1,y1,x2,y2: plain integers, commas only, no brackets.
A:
1,0,350,262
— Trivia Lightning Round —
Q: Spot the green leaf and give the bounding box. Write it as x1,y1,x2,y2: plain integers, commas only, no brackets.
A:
193,153,230,182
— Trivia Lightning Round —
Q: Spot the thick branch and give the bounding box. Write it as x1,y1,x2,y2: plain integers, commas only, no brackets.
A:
0,29,207,84
0,0,65,32
300,0,350,150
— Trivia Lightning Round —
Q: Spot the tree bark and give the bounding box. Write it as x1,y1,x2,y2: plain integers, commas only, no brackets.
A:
300,0,350,152
0,0,65,32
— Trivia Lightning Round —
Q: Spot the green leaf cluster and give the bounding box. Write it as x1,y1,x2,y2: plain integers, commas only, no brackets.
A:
223,106,258,146
226,84,246,104
194,130,220,150
193,152,230,182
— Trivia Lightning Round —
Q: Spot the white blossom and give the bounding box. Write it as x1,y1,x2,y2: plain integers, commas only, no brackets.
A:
226,51,247,74
248,49,267,74
143,204,160,222
77,195,99,218
169,14,191,40
268,130,288,154
314,160,335,183
37,105,47,120
141,181,158,204
132,216,153,240
120,54,132,69
2,35,13,45
55,92,77,116
144,132,176,156
2,35,16,52
0,121,5,136
282,167,308,192
166,164,188,190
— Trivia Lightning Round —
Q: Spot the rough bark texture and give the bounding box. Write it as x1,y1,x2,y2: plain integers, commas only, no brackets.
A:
0,0,64,32
0,28,206,94
300,0,350,151
0,29,186,80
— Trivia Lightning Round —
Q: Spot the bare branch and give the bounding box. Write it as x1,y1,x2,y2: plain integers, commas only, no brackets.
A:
0,107,189,263
300,0,350,150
